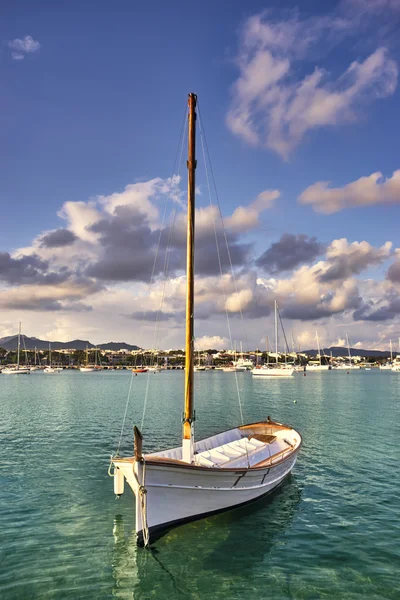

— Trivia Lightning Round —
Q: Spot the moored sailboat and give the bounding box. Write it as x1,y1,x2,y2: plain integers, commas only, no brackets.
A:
306,331,330,371
380,339,393,370
252,301,294,377
44,343,63,373
110,94,302,546
80,346,95,372
2,323,30,375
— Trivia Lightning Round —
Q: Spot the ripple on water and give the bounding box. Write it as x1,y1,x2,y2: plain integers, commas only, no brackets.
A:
1,370,400,599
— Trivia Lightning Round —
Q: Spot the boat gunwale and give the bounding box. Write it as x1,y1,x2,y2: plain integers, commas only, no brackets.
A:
114,419,302,473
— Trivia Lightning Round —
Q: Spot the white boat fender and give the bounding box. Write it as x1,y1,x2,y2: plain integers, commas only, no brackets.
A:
114,467,125,497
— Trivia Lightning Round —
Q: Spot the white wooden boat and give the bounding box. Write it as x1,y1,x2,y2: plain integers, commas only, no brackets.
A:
110,94,301,546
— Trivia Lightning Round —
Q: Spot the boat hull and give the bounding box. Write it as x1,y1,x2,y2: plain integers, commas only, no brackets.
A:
114,443,299,545
2,368,30,375
252,367,294,377
137,471,292,545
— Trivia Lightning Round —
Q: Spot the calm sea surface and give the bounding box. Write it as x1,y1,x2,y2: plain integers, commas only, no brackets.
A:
1,369,400,599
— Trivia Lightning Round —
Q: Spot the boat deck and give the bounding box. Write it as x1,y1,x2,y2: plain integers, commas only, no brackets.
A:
194,430,296,469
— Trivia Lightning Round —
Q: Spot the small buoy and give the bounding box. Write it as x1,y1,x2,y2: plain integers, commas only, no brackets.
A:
114,467,125,496
294,400,297,404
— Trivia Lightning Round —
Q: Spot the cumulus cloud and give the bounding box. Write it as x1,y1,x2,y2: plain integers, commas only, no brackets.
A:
9,36,40,60
257,234,324,274
39,229,78,248
299,170,400,213
5,171,400,345
195,336,228,351
62,182,272,282
271,261,362,321
126,310,182,322
226,8,398,159
387,251,400,282
226,189,280,232
0,252,71,286
319,239,392,282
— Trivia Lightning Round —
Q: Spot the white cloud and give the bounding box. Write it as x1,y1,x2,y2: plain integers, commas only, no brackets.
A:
226,189,280,233
4,172,400,349
9,36,40,60
299,170,400,213
227,9,398,159
225,288,253,313
195,336,228,350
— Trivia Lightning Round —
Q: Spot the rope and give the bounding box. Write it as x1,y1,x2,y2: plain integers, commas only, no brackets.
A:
140,111,187,432
198,105,245,426
115,371,136,457
113,107,187,450
133,458,150,547
197,102,250,349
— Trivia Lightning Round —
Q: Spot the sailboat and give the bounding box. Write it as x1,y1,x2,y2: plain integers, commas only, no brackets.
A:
44,343,63,373
233,342,253,370
2,323,30,375
380,339,393,370
80,346,95,372
194,349,207,371
391,338,400,372
252,301,294,377
110,94,302,546
29,346,41,371
335,335,360,370
306,331,330,371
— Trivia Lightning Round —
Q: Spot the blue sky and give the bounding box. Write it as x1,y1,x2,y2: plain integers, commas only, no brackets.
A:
1,0,400,350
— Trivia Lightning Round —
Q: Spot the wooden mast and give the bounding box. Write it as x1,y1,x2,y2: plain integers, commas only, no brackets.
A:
182,92,197,463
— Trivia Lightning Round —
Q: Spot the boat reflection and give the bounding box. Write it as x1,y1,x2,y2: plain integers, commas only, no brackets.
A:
111,475,302,598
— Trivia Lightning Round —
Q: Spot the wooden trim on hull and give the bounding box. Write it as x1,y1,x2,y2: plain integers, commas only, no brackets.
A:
136,472,291,546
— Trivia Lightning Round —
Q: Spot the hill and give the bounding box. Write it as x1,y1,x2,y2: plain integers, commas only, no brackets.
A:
0,336,141,352
304,346,391,358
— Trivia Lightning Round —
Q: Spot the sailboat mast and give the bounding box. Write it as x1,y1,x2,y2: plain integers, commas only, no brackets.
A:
17,322,21,369
275,301,278,364
316,330,321,366
390,339,393,362
346,334,351,363
183,92,197,463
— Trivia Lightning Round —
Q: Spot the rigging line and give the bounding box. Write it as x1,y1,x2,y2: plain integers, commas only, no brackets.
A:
198,112,244,426
151,113,187,352
197,102,249,351
141,110,188,433
134,105,188,369
115,372,136,457
115,106,187,450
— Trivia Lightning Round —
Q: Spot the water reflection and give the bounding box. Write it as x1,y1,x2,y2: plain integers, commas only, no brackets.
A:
111,476,302,599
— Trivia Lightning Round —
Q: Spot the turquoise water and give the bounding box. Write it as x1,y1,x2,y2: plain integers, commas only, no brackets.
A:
1,369,400,599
